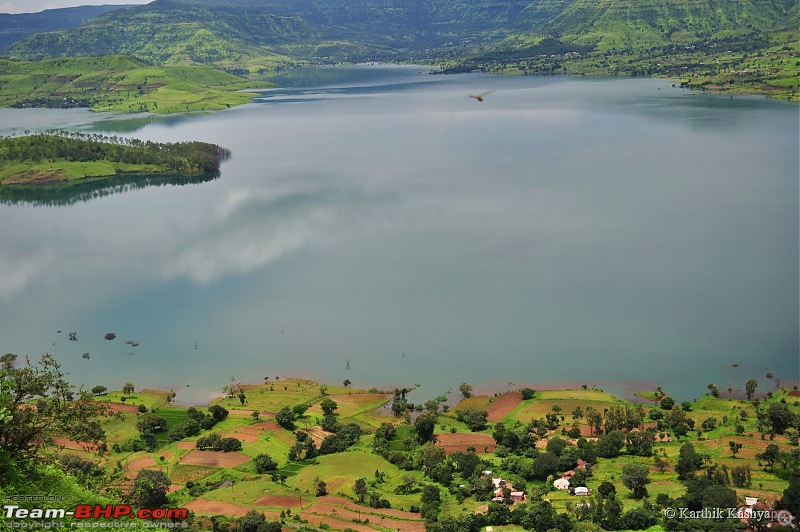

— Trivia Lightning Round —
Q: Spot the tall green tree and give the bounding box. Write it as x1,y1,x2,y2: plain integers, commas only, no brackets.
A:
621,462,651,498
0,354,108,463
745,379,758,400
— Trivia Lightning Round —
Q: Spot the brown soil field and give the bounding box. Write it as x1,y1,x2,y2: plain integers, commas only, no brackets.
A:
108,403,140,413
322,496,422,520
236,426,265,436
227,431,259,443
180,450,251,468
299,514,375,532
304,426,335,447
434,432,495,454
176,441,195,450
126,455,157,471
253,494,304,508
156,450,174,460
303,501,426,532
253,420,296,446
51,438,97,452
486,392,523,422
183,499,253,517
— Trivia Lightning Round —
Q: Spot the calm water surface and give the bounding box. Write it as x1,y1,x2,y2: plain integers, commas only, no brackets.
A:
1,66,797,403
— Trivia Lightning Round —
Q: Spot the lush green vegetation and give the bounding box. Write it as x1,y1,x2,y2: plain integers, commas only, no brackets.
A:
1,0,796,101
2,351,798,532
0,131,231,186
0,55,270,113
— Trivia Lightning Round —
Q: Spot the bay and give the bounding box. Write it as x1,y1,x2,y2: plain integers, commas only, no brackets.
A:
0,66,797,404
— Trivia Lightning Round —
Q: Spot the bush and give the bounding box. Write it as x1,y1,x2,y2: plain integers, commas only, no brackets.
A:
254,453,279,473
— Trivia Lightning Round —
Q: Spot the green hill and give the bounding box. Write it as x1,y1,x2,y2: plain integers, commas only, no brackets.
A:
0,5,131,51
0,0,796,100
4,0,795,66
0,55,270,113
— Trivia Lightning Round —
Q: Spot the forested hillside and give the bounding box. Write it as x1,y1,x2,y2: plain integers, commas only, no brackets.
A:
0,5,130,50
4,0,795,65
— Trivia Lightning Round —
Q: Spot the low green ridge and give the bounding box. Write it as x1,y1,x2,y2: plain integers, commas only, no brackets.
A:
0,131,231,185
0,55,271,113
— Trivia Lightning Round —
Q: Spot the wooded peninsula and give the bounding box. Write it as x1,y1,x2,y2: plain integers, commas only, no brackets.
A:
0,132,231,185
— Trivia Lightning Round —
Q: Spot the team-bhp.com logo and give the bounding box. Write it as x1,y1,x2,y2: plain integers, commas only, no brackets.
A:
4,504,188,521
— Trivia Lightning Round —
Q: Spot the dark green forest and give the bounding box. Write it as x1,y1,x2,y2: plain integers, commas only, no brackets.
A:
0,132,231,175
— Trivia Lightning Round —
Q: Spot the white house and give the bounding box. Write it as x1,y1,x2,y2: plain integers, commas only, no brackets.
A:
553,478,570,491
574,486,590,496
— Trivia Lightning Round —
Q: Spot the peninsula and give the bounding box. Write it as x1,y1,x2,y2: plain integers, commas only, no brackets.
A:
0,131,231,185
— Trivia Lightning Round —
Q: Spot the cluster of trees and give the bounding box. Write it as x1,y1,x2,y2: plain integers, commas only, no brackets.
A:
195,432,242,452
0,131,231,175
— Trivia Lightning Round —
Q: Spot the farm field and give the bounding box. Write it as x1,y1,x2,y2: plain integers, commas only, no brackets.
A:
10,372,800,532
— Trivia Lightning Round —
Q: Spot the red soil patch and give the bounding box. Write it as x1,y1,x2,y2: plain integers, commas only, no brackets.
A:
434,432,495,454
176,442,195,450
486,392,523,422
321,496,421,520
109,403,140,413
303,501,426,532
253,495,304,508
51,438,97,452
180,450,251,468
126,456,157,471
235,426,265,436
183,499,252,517
156,450,174,460
252,421,295,445
229,431,259,443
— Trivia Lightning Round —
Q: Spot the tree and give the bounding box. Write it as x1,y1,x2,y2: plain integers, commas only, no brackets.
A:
343,379,351,388
137,414,167,435
0,354,108,463
459,382,473,398
237,390,246,406
91,385,107,396
320,398,338,416
757,443,780,470
122,382,134,397
455,407,488,432
728,441,742,457
675,442,704,480
315,478,327,496
707,383,720,398
129,469,170,508
520,388,535,400
414,412,437,444
254,453,278,473
238,510,266,532
746,379,758,400
659,396,675,410
353,477,368,504
621,463,651,499
1,353,18,370
532,452,559,479
275,407,295,430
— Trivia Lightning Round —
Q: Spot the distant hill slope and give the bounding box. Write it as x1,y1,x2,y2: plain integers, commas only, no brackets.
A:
4,0,794,68
0,5,133,51
0,55,269,113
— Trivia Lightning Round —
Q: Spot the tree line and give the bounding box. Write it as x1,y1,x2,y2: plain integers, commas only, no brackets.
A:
0,130,231,175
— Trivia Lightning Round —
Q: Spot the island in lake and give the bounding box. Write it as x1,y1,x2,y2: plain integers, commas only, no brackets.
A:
0,131,231,186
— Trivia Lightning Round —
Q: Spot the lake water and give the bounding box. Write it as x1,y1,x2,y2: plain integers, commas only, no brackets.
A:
1,65,797,404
